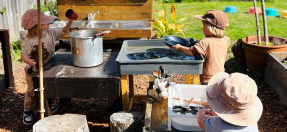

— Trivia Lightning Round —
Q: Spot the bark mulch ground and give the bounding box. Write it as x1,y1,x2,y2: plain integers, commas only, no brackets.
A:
0,57,286,132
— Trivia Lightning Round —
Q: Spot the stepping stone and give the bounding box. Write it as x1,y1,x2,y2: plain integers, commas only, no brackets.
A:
282,10,287,18
265,8,278,17
224,6,237,13
248,7,261,14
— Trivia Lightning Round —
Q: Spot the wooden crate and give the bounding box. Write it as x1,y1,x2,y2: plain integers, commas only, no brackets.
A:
57,0,153,39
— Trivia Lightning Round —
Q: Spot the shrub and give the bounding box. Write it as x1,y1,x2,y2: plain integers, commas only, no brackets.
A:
153,2,188,38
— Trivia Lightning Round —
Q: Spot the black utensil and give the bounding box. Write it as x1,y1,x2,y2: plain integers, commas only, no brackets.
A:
163,35,199,48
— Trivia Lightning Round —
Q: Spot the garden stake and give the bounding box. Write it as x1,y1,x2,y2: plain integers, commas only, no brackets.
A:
253,0,261,44
261,0,268,46
37,0,45,119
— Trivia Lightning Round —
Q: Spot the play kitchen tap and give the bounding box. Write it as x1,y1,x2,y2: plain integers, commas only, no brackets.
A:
86,11,99,27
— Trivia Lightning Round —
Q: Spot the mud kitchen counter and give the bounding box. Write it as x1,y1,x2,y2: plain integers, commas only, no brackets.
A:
116,39,204,110
32,52,121,116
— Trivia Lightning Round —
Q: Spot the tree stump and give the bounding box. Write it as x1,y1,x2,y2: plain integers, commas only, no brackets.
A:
33,114,89,132
110,111,143,132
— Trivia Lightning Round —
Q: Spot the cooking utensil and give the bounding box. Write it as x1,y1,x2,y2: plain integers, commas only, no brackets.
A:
152,70,158,78
65,9,78,20
69,28,104,67
158,67,162,79
170,82,190,110
163,35,199,48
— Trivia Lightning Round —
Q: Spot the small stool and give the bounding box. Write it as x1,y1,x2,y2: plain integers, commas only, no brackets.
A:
248,7,261,14
265,8,278,17
282,10,287,18
224,6,237,13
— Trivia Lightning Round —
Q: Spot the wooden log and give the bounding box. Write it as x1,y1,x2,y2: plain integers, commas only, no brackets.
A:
110,111,143,132
33,114,89,132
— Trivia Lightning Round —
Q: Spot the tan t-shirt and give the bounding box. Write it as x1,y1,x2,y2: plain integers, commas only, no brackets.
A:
190,36,230,83
21,28,62,72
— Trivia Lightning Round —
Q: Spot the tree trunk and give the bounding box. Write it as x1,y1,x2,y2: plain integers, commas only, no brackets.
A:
261,0,268,45
110,111,143,132
253,0,261,44
33,114,89,132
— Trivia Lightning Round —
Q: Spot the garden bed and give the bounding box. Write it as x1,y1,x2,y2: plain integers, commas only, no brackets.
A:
265,52,287,105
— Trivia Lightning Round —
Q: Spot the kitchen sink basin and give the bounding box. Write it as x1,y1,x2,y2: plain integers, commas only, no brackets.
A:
50,20,151,29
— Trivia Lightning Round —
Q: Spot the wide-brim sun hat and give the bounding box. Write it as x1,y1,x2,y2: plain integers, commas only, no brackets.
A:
21,9,57,30
206,72,263,126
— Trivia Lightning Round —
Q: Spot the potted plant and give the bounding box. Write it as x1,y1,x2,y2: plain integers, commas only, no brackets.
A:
242,0,287,72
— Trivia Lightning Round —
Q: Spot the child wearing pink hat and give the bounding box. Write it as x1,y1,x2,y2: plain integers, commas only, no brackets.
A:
21,9,74,125
197,72,263,131
171,10,230,84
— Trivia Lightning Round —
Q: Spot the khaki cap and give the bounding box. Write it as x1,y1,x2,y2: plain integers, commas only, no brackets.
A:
206,72,263,126
194,10,229,29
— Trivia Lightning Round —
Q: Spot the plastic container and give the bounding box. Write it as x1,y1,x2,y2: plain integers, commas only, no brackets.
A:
168,84,208,131
224,6,237,13
265,8,278,17
248,7,261,14
282,10,287,18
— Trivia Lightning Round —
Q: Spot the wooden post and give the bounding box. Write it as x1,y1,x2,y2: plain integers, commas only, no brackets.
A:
37,0,45,119
253,0,261,44
110,111,143,132
261,0,268,46
0,29,14,88
121,75,129,111
33,114,89,132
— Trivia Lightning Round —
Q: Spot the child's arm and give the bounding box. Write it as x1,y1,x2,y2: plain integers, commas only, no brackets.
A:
197,109,215,130
171,44,194,56
21,53,36,67
61,19,74,36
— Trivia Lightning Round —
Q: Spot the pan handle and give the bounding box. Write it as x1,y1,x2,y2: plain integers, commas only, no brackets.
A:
187,38,200,47
69,27,79,32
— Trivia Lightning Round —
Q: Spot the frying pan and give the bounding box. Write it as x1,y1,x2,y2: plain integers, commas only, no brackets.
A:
163,35,199,48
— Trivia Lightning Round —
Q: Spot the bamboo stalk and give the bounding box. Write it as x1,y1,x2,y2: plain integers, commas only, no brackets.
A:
37,0,44,119
253,0,261,44
261,0,268,46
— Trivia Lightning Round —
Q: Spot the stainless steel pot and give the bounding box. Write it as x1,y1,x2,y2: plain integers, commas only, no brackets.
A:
69,29,103,67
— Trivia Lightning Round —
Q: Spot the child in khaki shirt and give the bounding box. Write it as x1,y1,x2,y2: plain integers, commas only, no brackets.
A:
171,10,230,84
21,9,74,125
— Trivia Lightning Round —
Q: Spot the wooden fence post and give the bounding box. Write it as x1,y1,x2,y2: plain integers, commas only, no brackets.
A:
0,29,14,88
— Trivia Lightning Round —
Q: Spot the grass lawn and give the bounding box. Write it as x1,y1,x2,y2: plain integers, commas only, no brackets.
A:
153,0,287,52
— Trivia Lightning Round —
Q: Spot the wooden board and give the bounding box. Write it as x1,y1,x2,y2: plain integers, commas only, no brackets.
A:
58,4,152,12
58,12,152,21
57,0,153,21
57,0,153,5
61,29,151,38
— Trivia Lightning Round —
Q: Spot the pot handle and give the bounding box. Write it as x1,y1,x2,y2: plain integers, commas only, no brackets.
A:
69,27,79,32
94,32,105,38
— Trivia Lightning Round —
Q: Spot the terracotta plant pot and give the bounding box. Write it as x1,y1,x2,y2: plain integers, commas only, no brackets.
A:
242,36,287,72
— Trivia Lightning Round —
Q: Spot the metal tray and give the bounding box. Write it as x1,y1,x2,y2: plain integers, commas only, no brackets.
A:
116,39,204,75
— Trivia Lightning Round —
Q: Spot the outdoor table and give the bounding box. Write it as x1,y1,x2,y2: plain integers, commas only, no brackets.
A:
33,51,122,117
116,39,203,111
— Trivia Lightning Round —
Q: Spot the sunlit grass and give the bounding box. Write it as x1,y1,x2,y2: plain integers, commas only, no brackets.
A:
153,0,287,51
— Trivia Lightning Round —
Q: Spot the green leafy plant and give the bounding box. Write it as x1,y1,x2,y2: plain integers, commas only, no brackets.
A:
153,2,188,38
0,7,6,28
33,5,49,13
47,1,58,17
11,40,23,62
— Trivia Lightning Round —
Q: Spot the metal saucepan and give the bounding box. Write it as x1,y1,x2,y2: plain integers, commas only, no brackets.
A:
163,35,199,48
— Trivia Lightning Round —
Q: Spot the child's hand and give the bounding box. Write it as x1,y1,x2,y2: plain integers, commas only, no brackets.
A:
68,18,74,22
171,44,182,51
28,59,37,67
